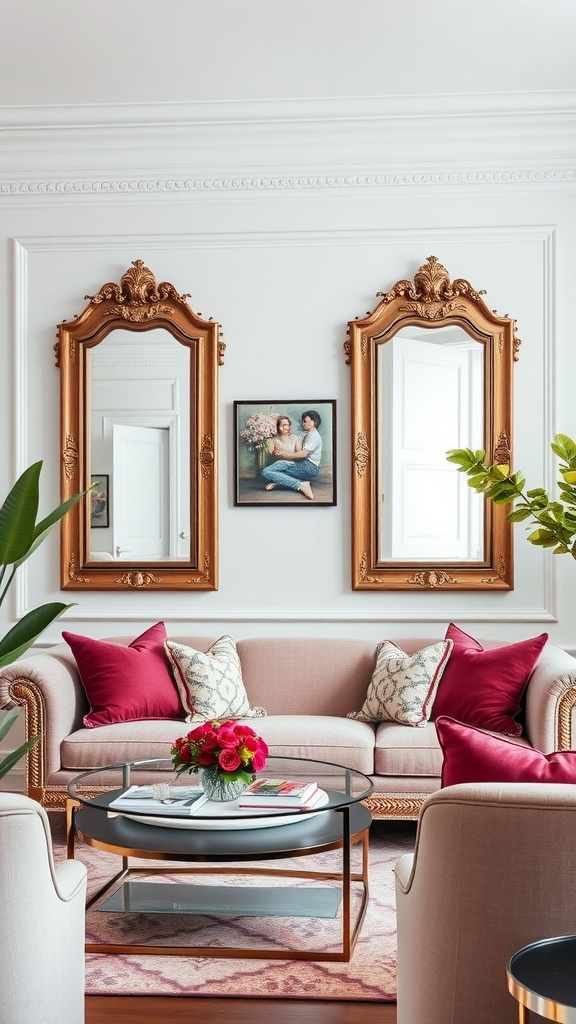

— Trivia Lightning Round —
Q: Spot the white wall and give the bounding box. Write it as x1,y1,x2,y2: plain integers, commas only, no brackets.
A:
1,2,576,649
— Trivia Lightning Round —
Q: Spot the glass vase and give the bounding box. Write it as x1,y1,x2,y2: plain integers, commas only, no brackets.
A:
200,766,252,802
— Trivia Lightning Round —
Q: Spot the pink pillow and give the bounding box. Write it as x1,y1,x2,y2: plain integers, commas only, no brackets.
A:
432,623,548,736
437,716,576,787
63,622,184,728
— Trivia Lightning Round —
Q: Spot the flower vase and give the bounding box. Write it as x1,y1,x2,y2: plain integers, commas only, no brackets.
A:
255,446,268,478
200,765,252,802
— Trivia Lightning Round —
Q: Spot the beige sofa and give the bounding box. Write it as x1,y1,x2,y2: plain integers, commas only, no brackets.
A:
1,634,576,819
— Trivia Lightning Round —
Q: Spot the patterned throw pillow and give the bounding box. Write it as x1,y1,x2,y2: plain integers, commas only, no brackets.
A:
164,635,266,723
347,639,453,727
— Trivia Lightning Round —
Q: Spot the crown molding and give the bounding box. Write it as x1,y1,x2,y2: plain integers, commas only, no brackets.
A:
0,91,575,187
1,91,575,129
1,168,575,199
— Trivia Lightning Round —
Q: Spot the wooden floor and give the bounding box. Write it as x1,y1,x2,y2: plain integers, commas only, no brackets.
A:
85,996,397,1023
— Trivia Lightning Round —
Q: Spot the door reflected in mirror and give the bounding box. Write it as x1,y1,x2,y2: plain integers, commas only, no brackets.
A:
88,329,190,562
58,260,222,591
347,256,518,591
378,325,484,561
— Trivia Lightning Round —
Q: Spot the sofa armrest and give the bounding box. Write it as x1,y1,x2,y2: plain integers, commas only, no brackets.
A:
524,642,576,752
0,644,87,788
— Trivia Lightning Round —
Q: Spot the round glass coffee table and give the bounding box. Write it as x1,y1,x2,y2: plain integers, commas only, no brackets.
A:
507,935,576,1022
67,755,373,961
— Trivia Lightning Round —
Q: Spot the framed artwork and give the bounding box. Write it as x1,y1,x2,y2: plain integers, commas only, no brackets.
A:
234,400,337,506
90,474,109,528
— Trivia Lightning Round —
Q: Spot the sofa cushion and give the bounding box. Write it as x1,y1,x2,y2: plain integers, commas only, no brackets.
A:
61,714,376,776
437,716,565,786
347,640,452,727
374,721,443,777
164,636,266,723
251,715,376,775
62,622,183,728
432,623,548,736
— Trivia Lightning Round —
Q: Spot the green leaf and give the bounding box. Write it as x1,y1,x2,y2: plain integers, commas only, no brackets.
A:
0,462,41,564
560,469,576,486
552,434,576,463
0,602,76,668
0,707,20,743
0,735,40,780
14,492,86,569
527,528,561,548
506,507,533,522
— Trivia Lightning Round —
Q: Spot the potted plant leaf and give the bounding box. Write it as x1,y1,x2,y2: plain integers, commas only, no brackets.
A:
446,434,576,557
0,461,84,778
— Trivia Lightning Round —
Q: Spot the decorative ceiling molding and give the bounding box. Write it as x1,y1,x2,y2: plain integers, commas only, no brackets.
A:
2,168,575,198
1,91,575,130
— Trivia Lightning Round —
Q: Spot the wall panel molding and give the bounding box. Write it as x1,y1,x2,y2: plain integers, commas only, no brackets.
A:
12,226,557,628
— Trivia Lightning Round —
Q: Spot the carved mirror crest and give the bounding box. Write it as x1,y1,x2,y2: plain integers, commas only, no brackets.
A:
346,256,519,591
57,260,224,591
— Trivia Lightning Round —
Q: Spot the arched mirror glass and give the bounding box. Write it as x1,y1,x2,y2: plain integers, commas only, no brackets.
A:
346,256,519,590
57,260,224,591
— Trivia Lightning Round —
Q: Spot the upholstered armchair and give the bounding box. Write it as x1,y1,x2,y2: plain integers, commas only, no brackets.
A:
0,793,87,1024
394,782,576,1024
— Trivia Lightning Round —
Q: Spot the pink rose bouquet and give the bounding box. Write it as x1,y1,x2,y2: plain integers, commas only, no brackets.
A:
240,410,278,452
171,719,268,788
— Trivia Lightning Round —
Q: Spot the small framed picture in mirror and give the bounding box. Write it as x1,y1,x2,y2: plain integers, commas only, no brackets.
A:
234,400,337,506
90,474,110,528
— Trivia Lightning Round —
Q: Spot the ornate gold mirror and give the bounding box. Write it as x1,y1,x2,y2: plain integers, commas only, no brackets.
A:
57,260,224,591
346,256,519,590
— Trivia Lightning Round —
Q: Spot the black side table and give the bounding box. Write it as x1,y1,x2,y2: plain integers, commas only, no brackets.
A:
507,935,576,1023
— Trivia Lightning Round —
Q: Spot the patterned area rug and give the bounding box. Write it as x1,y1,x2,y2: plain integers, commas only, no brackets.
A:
50,813,415,1001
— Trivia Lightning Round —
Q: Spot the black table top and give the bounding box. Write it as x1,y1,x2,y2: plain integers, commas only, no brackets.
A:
73,799,371,863
508,935,576,1018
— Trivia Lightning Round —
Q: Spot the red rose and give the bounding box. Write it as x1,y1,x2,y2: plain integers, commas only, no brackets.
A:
178,742,192,764
197,748,218,766
217,726,240,749
187,723,212,743
232,723,256,739
252,748,267,772
219,748,242,771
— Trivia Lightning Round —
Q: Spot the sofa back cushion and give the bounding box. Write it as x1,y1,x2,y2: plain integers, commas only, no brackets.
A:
235,637,378,717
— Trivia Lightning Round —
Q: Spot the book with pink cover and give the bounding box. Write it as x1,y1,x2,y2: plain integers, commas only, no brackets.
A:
238,778,319,806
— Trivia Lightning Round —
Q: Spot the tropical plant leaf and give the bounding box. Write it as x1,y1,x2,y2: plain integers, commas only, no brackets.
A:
14,492,86,568
0,735,40,780
0,602,76,668
0,462,41,564
526,528,559,548
0,707,20,743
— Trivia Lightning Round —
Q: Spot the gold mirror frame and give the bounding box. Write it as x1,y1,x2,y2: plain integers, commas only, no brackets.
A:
346,256,519,591
57,260,224,591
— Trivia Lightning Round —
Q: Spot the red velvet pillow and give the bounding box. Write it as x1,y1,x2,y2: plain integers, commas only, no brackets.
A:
63,622,184,728
437,716,576,787
432,623,548,736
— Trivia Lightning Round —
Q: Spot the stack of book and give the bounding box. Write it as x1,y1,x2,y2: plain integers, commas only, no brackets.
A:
238,778,324,810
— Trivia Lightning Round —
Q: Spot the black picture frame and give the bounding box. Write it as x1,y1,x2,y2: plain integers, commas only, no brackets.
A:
234,400,337,506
